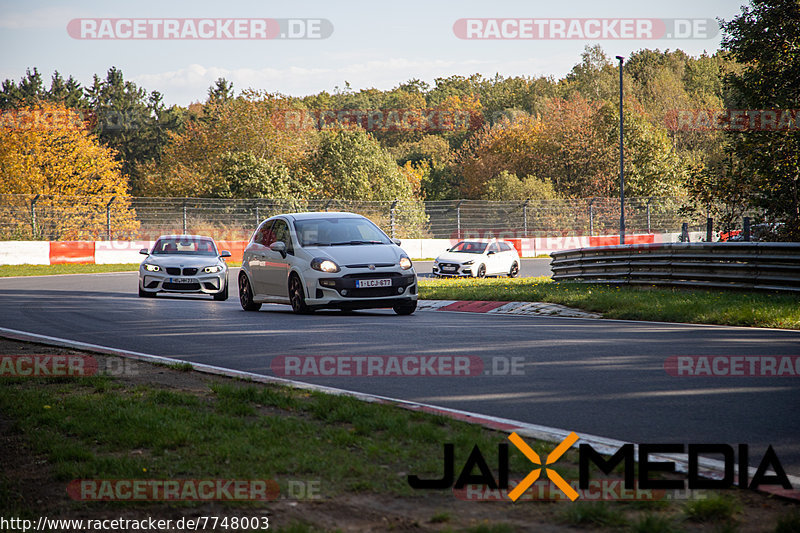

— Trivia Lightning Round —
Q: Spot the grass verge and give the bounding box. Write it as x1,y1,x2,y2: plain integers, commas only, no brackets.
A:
0,262,242,277
418,277,800,329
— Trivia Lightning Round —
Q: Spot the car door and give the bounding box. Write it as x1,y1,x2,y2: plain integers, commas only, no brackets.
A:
497,242,515,273
247,220,274,296
263,218,292,297
485,242,502,275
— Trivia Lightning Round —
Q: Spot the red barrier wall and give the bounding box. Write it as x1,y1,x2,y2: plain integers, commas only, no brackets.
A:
49,241,95,264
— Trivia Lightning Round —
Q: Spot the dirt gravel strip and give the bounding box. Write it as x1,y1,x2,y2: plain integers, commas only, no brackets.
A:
1,325,798,503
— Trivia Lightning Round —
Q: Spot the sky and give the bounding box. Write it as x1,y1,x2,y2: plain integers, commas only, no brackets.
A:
0,0,746,106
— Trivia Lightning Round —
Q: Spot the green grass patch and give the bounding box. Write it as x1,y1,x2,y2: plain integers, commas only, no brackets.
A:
0,376,551,501
559,502,629,527
0,262,242,277
0,263,141,277
683,493,741,522
418,277,800,329
630,513,684,533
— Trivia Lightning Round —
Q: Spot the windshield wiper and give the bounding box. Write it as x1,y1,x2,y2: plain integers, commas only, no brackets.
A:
330,240,384,246
303,242,331,247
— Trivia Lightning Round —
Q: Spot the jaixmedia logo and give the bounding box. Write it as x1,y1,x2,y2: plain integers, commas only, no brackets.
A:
408,432,794,502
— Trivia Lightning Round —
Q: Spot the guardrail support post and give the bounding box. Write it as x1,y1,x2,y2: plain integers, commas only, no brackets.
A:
589,198,594,236
182,202,187,234
523,200,529,237
646,198,652,234
706,217,713,243
743,217,751,241
455,200,463,240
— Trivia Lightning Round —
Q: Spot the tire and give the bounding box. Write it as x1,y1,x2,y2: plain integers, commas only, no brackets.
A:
138,285,155,298
213,278,229,301
238,273,261,311
393,300,417,315
289,275,313,314
508,261,519,278
476,264,487,278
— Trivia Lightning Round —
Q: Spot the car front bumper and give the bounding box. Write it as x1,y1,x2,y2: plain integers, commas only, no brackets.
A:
304,270,418,310
139,271,227,294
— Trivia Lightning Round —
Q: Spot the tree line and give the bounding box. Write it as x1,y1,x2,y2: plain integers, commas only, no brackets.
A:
1,0,798,239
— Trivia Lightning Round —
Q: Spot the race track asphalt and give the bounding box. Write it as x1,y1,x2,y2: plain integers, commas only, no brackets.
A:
1,270,798,477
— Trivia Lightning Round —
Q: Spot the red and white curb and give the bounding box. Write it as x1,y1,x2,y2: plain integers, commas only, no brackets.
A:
1,325,797,501
417,300,601,318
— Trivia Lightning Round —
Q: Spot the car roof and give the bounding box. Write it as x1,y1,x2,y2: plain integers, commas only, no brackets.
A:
268,212,367,222
155,234,216,241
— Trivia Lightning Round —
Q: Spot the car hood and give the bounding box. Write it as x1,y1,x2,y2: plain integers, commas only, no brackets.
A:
144,255,223,268
435,251,484,263
303,244,403,266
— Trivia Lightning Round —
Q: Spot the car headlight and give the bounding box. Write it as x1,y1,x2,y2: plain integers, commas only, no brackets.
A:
462,260,474,266
311,258,340,273
144,264,160,272
203,265,223,273
399,255,412,270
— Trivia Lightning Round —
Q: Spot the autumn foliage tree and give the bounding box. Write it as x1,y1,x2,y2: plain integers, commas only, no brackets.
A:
0,103,138,239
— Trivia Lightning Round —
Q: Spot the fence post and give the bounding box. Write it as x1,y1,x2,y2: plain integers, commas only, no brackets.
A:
30,194,40,238
589,198,594,237
523,200,529,237
106,196,116,241
390,200,398,238
706,217,713,243
646,198,652,234
182,201,187,234
743,217,751,242
455,200,463,240
255,205,260,226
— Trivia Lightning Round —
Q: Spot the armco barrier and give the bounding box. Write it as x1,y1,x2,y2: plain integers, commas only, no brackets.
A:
551,242,800,293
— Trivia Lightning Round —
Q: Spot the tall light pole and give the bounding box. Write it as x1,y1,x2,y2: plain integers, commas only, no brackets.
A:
616,55,625,245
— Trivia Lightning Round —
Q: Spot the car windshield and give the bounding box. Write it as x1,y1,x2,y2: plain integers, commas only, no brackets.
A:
152,238,217,256
450,241,488,254
294,217,391,247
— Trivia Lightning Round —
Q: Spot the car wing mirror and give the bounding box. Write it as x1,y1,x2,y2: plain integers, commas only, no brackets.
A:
487,250,495,255
391,238,402,246
139,249,149,255
219,250,232,258
269,241,287,258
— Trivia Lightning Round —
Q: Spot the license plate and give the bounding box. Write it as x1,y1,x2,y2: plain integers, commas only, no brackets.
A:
355,278,391,288
171,277,193,283
442,266,456,271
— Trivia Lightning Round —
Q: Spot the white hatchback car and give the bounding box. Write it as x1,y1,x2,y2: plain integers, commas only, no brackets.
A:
238,212,418,314
432,240,520,278
138,235,231,300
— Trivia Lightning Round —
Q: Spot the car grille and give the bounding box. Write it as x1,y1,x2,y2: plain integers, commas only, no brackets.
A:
344,262,395,269
163,282,201,290
165,267,199,276
348,287,400,298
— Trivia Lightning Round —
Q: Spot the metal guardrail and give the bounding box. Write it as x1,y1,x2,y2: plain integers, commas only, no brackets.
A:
551,242,800,293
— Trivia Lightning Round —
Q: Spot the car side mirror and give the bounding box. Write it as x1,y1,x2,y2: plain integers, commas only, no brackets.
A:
220,250,232,258
139,249,149,255
487,250,495,255
269,241,287,258
392,238,402,246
